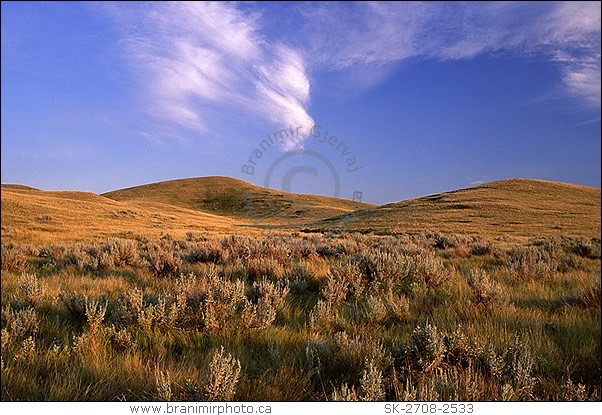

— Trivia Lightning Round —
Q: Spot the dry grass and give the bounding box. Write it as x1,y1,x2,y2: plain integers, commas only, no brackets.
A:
1,232,599,401
5,178,598,245
315,179,600,238
1,185,242,244
102,176,374,223
1,177,600,401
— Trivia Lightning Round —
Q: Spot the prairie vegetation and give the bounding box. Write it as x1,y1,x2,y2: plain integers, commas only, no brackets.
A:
1,232,600,401
317,179,601,237
2,178,599,245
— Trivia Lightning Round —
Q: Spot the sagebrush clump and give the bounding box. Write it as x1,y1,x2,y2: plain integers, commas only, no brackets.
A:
0,232,600,401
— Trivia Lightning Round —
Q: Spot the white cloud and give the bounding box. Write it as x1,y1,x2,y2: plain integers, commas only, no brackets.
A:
254,45,312,150
105,2,600,148
106,2,313,148
554,52,601,108
295,1,601,106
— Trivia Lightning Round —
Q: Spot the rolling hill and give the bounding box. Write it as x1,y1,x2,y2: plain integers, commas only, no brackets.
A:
312,178,601,237
1,185,243,243
2,177,600,243
102,176,374,223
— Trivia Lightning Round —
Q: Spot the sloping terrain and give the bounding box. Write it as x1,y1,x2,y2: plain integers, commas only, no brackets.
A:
1,185,244,244
2,177,600,243
313,179,601,238
103,176,374,223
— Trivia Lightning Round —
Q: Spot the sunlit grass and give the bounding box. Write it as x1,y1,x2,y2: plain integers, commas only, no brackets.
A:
1,232,600,401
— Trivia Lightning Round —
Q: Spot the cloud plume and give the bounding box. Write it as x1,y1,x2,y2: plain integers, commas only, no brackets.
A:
107,2,314,149
298,1,601,105
106,1,600,148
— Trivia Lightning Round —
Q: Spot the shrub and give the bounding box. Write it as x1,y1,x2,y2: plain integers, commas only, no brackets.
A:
470,242,493,256
85,297,107,333
360,358,385,401
246,257,284,282
200,273,249,332
155,368,172,401
2,231,599,401
334,332,391,375
356,249,451,292
184,240,224,264
61,293,89,322
355,249,413,291
385,289,411,322
509,247,553,281
503,336,536,400
134,296,186,332
1,245,26,272
64,245,92,270
329,259,365,299
571,239,600,259
38,245,69,269
104,325,135,351
241,297,278,330
17,273,46,305
365,294,388,325
557,253,584,272
220,235,254,260
185,379,202,401
1,328,9,353
252,278,289,312
577,276,601,308
465,270,506,307
477,345,504,380
205,346,241,401
442,326,473,367
562,378,588,401
309,300,333,331
414,252,451,287
103,238,139,267
331,383,359,401
316,242,348,257
14,336,36,363
242,279,289,329
143,243,181,278
2,304,39,340
432,234,457,250
286,262,319,294
321,272,349,306
304,334,331,375
410,324,446,372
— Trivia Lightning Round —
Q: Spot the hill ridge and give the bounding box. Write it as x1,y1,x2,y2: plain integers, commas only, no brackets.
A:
2,177,599,242
102,176,374,222
312,178,600,237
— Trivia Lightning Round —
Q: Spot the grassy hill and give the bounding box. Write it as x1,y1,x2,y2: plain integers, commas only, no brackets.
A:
102,176,373,223
312,178,601,237
1,177,372,243
2,177,600,243
1,185,243,244
2,177,600,401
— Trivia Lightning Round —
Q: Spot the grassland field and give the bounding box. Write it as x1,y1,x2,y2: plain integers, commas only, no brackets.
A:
1,177,600,401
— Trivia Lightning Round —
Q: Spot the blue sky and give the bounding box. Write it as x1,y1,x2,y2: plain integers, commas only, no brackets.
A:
1,1,600,204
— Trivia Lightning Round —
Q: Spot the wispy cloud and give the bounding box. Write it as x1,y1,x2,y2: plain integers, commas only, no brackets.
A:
296,2,601,105
105,2,313,149
104,2,600,148
555,52,601,108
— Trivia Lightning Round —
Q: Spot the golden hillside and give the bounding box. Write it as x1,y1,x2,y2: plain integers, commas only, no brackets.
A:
314,178,601,237
2,177,599,243
103,176,373,222
1,177,372,243
1,185,244,244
